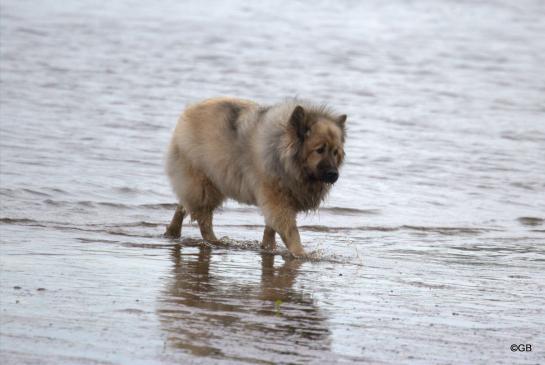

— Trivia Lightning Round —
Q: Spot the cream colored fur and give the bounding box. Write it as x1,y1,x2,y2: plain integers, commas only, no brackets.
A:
165,97,346,257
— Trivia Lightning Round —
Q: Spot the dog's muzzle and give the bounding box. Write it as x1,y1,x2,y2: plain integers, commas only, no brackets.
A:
322,169,339,183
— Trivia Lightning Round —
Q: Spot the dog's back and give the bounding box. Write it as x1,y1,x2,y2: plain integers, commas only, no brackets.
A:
166,97,262,206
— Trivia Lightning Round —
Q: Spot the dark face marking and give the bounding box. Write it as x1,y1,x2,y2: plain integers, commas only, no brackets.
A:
300,120,344,184
317,158,339,183
218,102,243,132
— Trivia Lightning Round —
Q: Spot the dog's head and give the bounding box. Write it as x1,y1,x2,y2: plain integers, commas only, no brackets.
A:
289,105,346,184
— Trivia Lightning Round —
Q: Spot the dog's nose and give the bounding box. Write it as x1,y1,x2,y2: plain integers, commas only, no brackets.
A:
324,169,339,183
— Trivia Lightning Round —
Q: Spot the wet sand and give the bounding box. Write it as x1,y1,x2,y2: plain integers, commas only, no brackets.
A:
1,0,545,364
2,218,544,364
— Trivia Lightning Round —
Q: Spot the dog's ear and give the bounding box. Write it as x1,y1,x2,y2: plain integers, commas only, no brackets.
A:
290,105,307,140
336,114,347,143
337,114,347,128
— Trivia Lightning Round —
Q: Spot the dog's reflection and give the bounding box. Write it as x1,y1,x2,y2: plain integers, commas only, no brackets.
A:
157,244,330,362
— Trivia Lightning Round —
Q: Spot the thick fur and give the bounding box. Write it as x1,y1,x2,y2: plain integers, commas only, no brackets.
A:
165,97,346,257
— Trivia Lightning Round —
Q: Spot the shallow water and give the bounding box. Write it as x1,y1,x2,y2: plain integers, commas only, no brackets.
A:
1,0,544,364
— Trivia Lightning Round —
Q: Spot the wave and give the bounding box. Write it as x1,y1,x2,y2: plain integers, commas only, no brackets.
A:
19,199,380,218
1,216,500,236
517,217,544,226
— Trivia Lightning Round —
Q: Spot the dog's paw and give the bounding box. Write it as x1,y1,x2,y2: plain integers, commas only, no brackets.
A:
163,226,181,239
286,249,306,260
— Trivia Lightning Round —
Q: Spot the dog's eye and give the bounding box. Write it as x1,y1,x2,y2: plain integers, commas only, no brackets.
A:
333,149,338,156
316,145,325,154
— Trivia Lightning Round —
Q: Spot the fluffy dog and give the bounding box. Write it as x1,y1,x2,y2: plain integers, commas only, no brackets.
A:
165,97,346,257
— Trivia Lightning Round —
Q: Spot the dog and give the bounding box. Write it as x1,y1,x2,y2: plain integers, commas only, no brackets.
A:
164,97,346,257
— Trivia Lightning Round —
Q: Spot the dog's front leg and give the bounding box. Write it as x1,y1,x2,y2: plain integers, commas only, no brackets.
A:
276,222,305,258
272,218,305,257
260,203,305,258
278,223,305,257
261,226,276,251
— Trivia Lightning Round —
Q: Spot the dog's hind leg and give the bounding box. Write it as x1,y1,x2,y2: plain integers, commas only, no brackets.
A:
187,179,224,243
193,209,218,242
166,145,224,243
261,226,276,251
165,204,186,238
